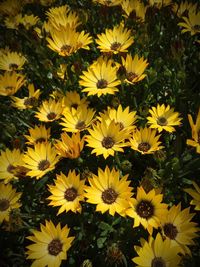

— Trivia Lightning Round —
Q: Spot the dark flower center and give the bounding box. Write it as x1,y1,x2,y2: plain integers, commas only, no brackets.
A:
102,136,115,148
48,238,63,256
151,257,166,267
0,199,10,211
138,142,151,152
71,103,78,109
193,25,200,31
38,160,50,171
102,188,118,204
14,166,29,178
47,112,56,120
116,122,124,130
7,164,16,174
60,45,72,55
76,120,86,130
24,97,37,107
36,137,46,143
157,116,167,126
64,187,78,201
9,63,18,70
136,200,154,219
110,42,121,51
5,86,14,91
163,223,178,240
96,79,108,89
126,72,138,82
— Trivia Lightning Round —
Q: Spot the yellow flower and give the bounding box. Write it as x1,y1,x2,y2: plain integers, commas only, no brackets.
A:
0,0,22,16
178,10,200,36
84,166,133,216
133,233,181,267
79,57,121,97
172,1,198,18
46,4,81,31
0,183,22,223
95,24,134,54
121,54,149,84
98,104,137,134
4,14,22,30
0,51,26,71
23,143,60,179
11,83,41,110
93,0,123,7
35,98,63,122
54,132,85,159
24,124,51,145
19,14,40,30
47,170,85,214
0,71,26,96
60,105,95,133
40,0,56,6
26,220,75,267
147,104,182,133
0,148,24,184
126,186,168,235
86,120,129,159
184,181,200,211
129,127,163,154
187,108,200,153
148,0,172,8
62,91,89,111
161,203,199,255
121,0,147,22
46,27,92,57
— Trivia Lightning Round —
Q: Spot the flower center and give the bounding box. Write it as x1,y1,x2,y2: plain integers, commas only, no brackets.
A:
96,79,108,89
60,45,72,55
38,159,50,171
0,199,10,211
48,238,63,256
36,137,46,143
64,187,78,201
101,136,115,149
7,164,16,174
71,103,78,109
163,223,178,240
192,25,200,31
126,72,138,82
24,97,37,107
9,63,18,70
151,257,166,267
110,42,121,51
5,86,14,92
136,200,154,219
76,120,86,130
102,188,118,204
47,112,56,120
116,122,124,130
138,142,151,152
157,116,167,126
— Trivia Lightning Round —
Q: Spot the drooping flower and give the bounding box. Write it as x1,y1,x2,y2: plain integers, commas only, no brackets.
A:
84,166,133,216
121,54,148,84
184,181,200,211
0,71,26,96
23,143,60,179
132,233,181,267
147,104,182,133
129,127,163,154
19,14,40,30
79,57,121,97
4,14,22,30
24,124,51,145
187,108,200,153
35,98,64,122
26,220,75,267
160,203,199,255
121,0,147,22
47,170,85,214
54,132,85,159
0,183,22,223
178,10,200,36
60,105,95,133
86,120,129,159
98,104,137,134
0,0,22,16
0,148,24,184
11,83,41,110
126,186,168,234
0,51,26,71
95,24,134,54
